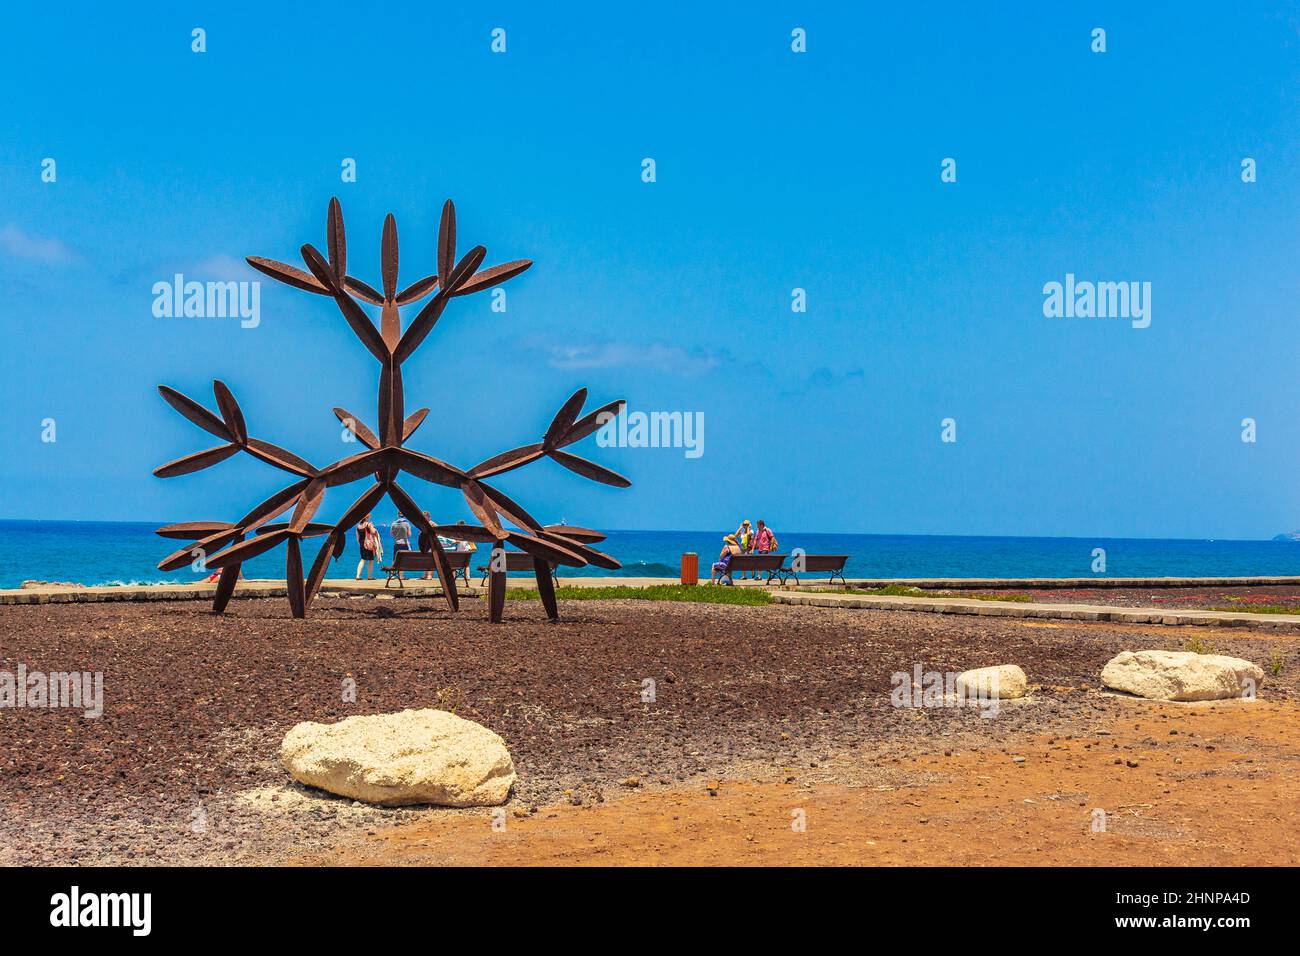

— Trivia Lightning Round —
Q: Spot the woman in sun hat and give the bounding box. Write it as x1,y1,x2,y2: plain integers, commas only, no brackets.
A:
710,534,743,585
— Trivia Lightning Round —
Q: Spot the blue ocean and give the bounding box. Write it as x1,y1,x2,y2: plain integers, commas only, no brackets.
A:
2,520,1299,589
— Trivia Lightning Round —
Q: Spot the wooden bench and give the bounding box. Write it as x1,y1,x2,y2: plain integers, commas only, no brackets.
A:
718,553,787,585
776,554,849,587
478,551,559,587
382,549,471,588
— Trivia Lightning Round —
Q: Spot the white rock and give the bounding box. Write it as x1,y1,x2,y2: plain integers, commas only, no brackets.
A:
281,708,516,807
1100,650,1263,702
954,664,1028,700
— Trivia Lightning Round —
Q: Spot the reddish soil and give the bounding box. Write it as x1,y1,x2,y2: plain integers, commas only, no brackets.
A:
957,584,1300,612
311,701,1300,866
0,595,1296,865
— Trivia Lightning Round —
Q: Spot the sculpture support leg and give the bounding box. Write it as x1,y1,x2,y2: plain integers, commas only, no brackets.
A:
212,561,241,615
534,558,558,621
304,530,339,610
286,537,306,619
387,481,459,612
488,569,506,623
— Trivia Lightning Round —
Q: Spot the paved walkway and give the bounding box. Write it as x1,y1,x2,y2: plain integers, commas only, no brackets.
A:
769,590,1300,629
5,576,1300,629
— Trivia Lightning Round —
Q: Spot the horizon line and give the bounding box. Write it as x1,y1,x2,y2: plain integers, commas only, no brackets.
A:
0,516,1292,545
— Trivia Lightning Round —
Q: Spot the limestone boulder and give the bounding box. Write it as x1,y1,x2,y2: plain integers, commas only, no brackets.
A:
281,708,516,807
954,664,1028,700
1100,650,1263,702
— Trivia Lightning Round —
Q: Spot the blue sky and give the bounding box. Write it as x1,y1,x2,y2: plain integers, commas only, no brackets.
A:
1,1,1297,538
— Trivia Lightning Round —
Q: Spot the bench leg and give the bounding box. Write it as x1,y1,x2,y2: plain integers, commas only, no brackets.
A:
534,558,559,621
488,569,507,623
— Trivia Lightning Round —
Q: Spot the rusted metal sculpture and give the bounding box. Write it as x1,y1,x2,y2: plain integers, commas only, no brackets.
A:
153,198,628,622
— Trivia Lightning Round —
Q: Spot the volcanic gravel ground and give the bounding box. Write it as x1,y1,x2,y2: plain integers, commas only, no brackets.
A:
0,597,1295,864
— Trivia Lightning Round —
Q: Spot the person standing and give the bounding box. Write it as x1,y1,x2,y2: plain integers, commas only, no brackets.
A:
390,515,413,581
355,514,381,580
753,520,777,558
734,519,755,578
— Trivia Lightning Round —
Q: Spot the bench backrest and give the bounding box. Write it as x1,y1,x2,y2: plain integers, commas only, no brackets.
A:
393,550,471,571
729,554,787,571
480,552,551,573
796,554,848,572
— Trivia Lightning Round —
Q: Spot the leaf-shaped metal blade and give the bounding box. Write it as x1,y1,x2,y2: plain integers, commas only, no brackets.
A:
549,449,631,487
154,443,239,478
212,561,242,614
305,531,340,609
396,274,438,306
469,443,544,479
205,528,290,571
298,243,342,293
539,532,621,570
562,399,626,447
395,449,465,488
212,380,247,445
377,359,404,445
544,389,588,448
319,448,390,487
286,536,306,618
301,244,390,362
388,482,459,612
335,481,387,534
437,199,456,287
381,213,399,300
478,482,543,532
155,521,235,540
157,528,241,571
459,481,503,536
451,259,532,297
402,408,429,442
445,245,486,295
393,293,448,365
344,276,384,305
255,522,333,538
158,386,232,442
327,197,346,280
332,407,379,450
541,524,607,544
237,479,310,532
289,477,327,533
245,256,329,295
245,439,316,478
428,524,499,543
505,530,587,567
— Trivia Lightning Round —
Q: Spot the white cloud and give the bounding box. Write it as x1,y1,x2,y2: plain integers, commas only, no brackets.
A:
190,254,256,280
0,224,74,264
546,341,721,375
